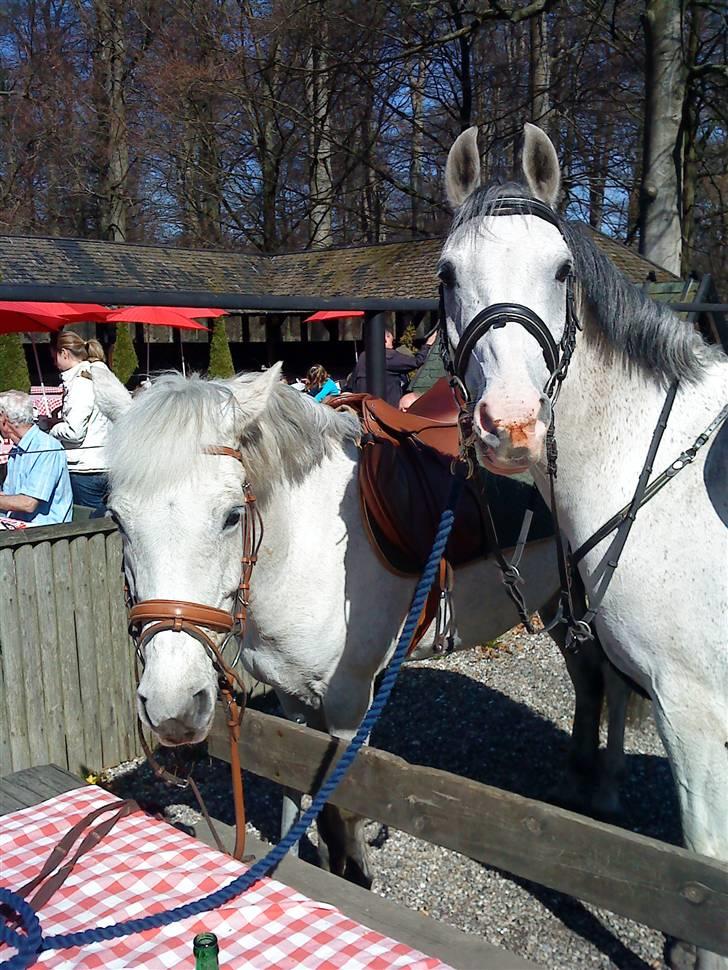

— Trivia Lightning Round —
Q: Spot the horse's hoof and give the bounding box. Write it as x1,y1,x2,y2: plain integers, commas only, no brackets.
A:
666,937,697,970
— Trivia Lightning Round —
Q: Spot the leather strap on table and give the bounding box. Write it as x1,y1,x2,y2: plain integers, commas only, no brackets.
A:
6,799,138,917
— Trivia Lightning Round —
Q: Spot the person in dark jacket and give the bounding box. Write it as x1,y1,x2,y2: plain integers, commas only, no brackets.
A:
348,327,437,405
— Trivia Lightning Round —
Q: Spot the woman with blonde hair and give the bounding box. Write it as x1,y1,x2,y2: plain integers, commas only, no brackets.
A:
305,364,339,403
49,330,112,515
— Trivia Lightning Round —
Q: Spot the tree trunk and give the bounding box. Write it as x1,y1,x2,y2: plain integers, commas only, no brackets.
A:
306,16,334,249
409,54,426,234
639,0,686,274
530,11,552,134
94,0,128,242
680,0,701,275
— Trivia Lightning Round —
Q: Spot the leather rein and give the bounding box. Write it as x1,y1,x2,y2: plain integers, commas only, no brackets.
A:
439,195,728,650
125,445,263,861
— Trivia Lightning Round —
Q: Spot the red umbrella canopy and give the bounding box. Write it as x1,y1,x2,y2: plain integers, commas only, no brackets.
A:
171,307,228,319
304,310,363,323
103,306,210,330
0,301,112,331
0,308,64,335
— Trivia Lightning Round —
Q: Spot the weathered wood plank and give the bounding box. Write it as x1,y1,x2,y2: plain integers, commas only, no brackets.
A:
209,708,728,956
13,545,49,766
51,540,86,774
104,531,139,762
88,533,120,767
0,764,84,815
0,516,116,550
69,536,103,772
0,628,11,775
0,549,31,770
32,541,68,768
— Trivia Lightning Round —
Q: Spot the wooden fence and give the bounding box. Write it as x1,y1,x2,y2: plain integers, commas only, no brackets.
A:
0,519,141,777
208,709,728,958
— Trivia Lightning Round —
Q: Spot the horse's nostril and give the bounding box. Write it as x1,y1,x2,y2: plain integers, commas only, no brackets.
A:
478,403,498,435
193,688,212,719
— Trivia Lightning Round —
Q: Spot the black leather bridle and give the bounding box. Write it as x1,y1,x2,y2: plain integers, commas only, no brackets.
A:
440,196,579,409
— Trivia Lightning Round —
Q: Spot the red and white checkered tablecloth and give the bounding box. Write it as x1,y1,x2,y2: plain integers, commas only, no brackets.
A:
30,386,64,418
0,786,451,970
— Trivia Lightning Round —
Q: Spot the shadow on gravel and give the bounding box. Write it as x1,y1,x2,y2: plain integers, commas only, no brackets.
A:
497,874,656,970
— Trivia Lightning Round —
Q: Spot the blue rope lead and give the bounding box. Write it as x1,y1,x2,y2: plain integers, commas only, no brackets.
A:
1,476,463,969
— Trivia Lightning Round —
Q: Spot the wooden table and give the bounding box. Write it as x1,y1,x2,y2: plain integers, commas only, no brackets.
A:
1,764,541,970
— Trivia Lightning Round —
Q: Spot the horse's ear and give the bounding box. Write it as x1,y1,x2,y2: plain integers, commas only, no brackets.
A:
522,123,560,207
230,362,283,432
445,126,481,208
92,365,133,421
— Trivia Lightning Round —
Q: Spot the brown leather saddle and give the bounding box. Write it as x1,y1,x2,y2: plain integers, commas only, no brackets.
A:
330,379,553,651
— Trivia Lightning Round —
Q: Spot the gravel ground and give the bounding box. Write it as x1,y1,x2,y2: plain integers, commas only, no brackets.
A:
103,627,681,970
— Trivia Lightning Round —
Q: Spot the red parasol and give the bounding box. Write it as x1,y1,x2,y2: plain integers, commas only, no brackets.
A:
304,310,363,323
103,306,211,330
0,313,60,335
0,301,111,325
171,307,228,319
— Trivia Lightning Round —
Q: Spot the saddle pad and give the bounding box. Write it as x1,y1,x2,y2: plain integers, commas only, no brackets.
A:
0,785,450,969
333,384,553,575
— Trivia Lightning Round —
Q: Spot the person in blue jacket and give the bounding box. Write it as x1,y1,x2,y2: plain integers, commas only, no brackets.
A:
305,365,340,402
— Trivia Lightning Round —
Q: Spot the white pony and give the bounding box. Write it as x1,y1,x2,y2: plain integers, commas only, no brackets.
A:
94,364,632,884
442,122,727,969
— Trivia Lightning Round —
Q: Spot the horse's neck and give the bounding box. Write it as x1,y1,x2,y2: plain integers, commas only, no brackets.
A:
534,324,686,546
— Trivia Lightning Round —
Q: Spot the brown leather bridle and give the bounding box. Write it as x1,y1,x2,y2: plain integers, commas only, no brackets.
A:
125,445,263,861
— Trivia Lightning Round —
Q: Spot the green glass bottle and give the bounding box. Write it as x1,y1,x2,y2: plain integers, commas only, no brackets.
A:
193,932,220,969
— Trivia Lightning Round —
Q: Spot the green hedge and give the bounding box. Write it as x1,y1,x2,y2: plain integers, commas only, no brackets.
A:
112,324,139,385
0,333,31,392
208,316,235,378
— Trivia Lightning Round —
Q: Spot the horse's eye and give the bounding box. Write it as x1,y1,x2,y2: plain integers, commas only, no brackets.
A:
555,260,572,283
224,508,242,530
438,260,457,289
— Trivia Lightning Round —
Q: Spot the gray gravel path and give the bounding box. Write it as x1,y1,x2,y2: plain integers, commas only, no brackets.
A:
104,627,680,970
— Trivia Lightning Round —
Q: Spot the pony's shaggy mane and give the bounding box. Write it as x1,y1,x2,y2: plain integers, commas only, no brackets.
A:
107,371,360,498
448,182,716,383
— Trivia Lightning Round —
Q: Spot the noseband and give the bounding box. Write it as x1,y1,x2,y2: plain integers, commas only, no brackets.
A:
440,197,579,407
124,444,263,861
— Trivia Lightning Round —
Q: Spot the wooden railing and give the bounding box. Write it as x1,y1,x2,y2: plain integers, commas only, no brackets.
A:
209,708,728,958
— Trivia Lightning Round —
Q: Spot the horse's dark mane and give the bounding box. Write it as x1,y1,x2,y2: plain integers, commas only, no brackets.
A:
448,182,714,383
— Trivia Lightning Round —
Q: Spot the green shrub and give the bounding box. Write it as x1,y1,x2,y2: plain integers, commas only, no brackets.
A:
112,324,139,385
208,316,235,378
0,333,31,392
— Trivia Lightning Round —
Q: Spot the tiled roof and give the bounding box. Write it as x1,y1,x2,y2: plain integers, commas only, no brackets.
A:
0,235,268,295
0,228,677,305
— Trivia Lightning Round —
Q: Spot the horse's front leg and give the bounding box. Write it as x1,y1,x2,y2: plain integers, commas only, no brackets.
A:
276,693,327,858
317,804,373,889
592,657,631,821
544,593,604,813
316,684,376,889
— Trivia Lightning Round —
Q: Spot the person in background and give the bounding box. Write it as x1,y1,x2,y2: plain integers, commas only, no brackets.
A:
348,326,437,406
0,390,72,526
48,330,111,516
305,364,340,402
